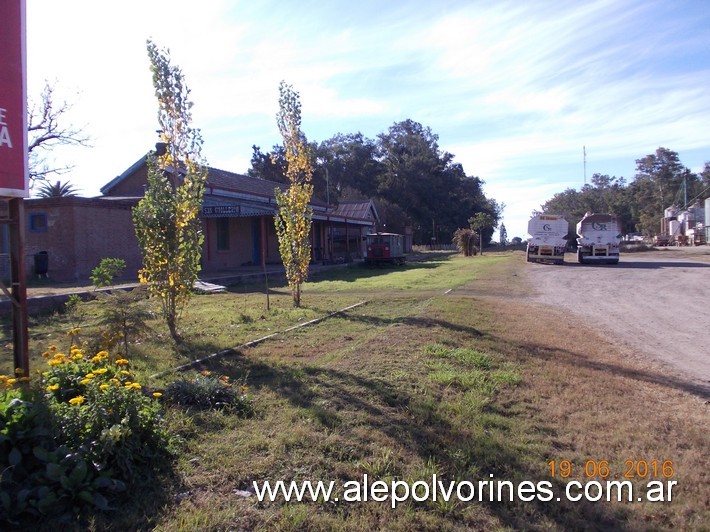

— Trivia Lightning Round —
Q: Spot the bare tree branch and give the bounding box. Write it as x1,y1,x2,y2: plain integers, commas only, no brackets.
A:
27,81,91,184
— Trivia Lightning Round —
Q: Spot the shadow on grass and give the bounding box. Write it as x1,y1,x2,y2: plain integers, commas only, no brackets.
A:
500,334,710,400
342,312,484,339
198,351,631,530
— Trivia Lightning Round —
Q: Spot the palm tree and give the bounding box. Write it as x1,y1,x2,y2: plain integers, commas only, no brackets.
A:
35,180,79,198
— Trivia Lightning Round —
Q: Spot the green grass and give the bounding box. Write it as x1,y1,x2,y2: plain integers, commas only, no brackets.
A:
2,250,707,530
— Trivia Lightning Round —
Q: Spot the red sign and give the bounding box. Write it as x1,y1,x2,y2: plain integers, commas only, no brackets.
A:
0,0,29,197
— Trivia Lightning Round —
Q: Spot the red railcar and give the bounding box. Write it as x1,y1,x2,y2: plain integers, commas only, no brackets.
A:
364,233,406,265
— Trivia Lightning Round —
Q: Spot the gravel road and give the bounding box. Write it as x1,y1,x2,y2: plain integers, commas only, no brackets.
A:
523,247,710,394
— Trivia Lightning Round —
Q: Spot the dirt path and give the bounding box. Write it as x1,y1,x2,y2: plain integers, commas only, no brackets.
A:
523,247,710,395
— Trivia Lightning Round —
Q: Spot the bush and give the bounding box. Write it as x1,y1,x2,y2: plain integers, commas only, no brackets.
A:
0,347,172,525
452,228,479,256
165,371,254,415
90,258,126,288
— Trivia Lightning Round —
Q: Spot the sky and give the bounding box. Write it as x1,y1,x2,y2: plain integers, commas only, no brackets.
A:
25,0,710,239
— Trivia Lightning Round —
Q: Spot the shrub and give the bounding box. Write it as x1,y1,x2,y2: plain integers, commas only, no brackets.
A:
0,347,172,525
165,371,254,415
90,258,126,288
452,228,479,256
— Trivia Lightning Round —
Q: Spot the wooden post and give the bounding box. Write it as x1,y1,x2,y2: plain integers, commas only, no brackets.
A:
9,198,29,380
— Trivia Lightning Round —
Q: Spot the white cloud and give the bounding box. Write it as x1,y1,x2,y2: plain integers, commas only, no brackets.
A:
23,0,710,237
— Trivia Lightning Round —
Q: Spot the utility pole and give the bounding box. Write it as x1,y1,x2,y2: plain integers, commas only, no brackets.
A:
583,146,587,186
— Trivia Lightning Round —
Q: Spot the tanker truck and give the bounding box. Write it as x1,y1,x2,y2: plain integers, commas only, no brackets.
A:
576,212,621,265
526,214,569,264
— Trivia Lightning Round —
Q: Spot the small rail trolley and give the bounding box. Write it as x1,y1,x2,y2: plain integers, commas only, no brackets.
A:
364,232,406,265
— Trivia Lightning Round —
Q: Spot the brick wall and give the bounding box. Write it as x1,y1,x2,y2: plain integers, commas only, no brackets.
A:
19,197,142,282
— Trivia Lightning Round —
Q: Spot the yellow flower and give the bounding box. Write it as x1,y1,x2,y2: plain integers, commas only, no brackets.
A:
125,382,141,390
68,396,86,406
84,373,96,379
47,384,60,391
14,368,24,375
93,368,108,375
92,351,109,363
120,370,131,376
42,351,51,358
67,328,81,336
80,378,92,385
152,392,162,398
110,378,120,385
115,359,129,366
72,353,84,360
7,378,17,385
99,384,109,391
49,344,57,352
19,377,30,382
200,370,212,376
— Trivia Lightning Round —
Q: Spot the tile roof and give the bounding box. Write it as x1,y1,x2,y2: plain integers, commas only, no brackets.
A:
101,156,328,207
330,200,378,221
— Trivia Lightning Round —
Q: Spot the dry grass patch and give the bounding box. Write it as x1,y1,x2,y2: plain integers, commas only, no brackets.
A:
469,293,710,530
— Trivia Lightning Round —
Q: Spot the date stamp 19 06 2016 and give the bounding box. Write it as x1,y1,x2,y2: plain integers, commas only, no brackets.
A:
548,459,675,480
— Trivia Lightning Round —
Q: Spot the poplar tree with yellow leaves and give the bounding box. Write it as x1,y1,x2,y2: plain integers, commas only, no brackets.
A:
133,41,207,342
274,81,314,308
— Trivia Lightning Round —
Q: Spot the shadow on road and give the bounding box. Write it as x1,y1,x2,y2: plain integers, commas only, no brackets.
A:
564,261,710,270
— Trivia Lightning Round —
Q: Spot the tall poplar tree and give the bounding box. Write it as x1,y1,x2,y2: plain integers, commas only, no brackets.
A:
273,81,313,308
133,41,207,341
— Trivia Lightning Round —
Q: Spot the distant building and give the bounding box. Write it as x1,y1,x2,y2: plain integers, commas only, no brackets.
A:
3,156,379,282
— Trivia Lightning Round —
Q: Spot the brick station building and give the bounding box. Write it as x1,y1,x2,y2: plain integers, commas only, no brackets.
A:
3,156,379,282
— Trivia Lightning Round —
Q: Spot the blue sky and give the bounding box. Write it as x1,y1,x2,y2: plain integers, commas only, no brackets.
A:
26,0,710,238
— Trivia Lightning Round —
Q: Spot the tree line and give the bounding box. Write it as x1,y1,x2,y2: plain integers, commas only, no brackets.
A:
248,119,502,246
538,147,710,237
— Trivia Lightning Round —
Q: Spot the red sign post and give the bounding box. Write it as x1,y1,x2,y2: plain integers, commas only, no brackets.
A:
1,0,29,196
0,0,30,379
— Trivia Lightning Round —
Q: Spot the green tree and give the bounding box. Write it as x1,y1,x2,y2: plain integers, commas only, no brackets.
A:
273,81,314,308
133,40,207,342
468,212,496,255
376,120,498,244
250,119,501,245
315,132,383,203
34,179,79,197
540,174,635,236
630,147,696,235
248,144,288,184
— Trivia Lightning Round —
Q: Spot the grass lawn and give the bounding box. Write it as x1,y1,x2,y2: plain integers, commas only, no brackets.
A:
2,251,708,530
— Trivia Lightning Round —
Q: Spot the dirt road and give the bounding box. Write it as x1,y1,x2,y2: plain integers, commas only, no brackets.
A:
523,247,710,395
